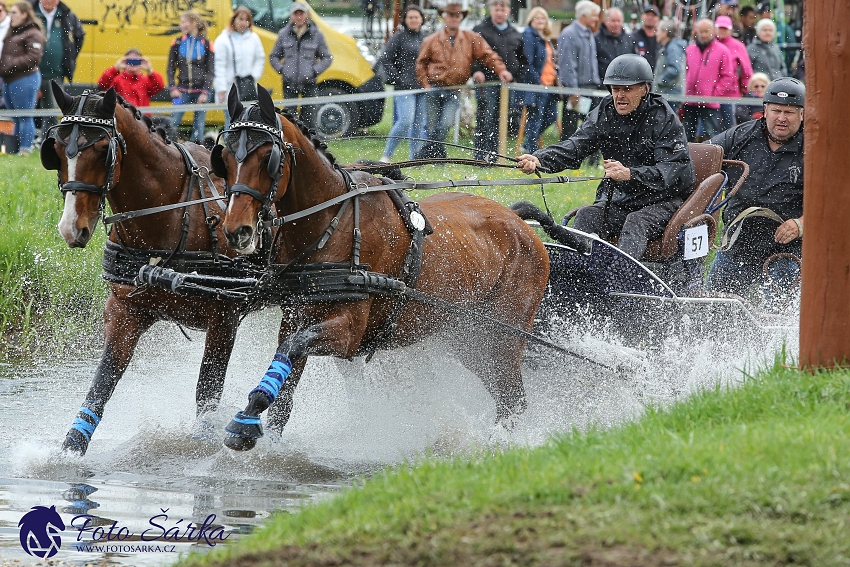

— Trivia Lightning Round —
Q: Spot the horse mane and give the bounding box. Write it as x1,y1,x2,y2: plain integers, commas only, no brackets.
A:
274,107,337,166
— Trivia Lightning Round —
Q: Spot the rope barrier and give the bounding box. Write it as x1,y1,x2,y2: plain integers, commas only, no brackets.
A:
0,82,767,119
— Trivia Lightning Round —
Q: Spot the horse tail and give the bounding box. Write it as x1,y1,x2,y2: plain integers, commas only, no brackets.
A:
510,201,589,252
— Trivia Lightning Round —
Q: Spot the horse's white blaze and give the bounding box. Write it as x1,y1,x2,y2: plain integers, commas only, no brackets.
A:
226,160,258,254
57,156,80,242
57,192,79,242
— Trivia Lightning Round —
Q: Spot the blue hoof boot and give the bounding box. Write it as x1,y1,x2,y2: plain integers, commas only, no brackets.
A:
224,411,263,451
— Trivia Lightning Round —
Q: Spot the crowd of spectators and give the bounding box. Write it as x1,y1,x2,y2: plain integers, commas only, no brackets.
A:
0,0,804,157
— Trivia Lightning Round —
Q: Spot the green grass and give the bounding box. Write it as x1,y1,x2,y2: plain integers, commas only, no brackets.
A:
180,358,850,567
0,153,106,358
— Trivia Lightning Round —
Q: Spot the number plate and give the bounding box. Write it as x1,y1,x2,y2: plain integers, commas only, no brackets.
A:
683,224,709,260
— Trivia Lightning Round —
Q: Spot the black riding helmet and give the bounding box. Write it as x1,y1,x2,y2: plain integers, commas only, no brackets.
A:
603,54,654,89
763,77,805,107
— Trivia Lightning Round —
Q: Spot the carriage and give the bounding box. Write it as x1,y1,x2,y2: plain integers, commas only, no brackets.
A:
43,83,796,456
520,142,798,344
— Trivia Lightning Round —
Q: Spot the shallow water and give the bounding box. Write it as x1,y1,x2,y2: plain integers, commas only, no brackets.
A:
0,305,798,566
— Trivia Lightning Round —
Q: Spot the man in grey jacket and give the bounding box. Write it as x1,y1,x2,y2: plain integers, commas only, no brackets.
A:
269,2,332,125
557,0,601,140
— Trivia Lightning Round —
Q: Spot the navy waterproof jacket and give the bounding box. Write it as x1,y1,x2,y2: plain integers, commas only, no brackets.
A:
710,118,803,258
534,92,695,211
712,118,803,224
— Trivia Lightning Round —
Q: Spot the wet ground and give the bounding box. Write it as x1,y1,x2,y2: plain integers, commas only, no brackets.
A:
0,306,798,566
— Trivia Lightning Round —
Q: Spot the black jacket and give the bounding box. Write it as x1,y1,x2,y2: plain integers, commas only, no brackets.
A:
710,119,803,256
471,17,527,81
379,27,424,90
30,0,84,82
595,23,635,81
534,93,695,211
632,28,658,72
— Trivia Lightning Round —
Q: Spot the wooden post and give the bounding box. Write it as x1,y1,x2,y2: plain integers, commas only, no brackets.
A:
498,82,509,159
799,0,850,368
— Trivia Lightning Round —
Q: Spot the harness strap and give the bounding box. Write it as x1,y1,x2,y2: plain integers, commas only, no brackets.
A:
263,174,605,229
362,191,428,362
718,206,787,252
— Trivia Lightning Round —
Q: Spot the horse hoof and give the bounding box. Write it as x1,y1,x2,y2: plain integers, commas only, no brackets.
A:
61,431,88,455
223,434,257,451
223,411,263,451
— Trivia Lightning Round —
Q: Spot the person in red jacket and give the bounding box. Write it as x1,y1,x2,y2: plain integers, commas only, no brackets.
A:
98,48,164,109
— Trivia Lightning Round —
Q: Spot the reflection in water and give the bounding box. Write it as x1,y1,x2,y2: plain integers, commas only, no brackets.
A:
61,483,100,515
0,308,797,565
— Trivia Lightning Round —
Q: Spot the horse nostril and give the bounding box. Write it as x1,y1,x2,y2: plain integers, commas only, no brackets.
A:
79,227,90,244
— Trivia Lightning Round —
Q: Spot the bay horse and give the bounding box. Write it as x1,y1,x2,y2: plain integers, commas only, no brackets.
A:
211,86,550,450
43,83,246,455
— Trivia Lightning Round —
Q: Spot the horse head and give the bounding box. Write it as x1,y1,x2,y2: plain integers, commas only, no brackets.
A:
44,82,127,248
214,85,292,254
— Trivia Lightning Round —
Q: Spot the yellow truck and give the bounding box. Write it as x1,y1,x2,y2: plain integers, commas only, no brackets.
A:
64,0,384,136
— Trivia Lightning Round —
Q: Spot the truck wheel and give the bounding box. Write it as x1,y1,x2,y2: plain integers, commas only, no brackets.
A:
313,85,359,138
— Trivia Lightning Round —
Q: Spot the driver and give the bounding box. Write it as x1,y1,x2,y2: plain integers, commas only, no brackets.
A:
517,54,695,261
705,77,805,297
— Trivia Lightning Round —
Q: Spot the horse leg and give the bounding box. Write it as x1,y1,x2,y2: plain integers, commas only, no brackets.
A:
456,334,529,426
223,325,320,451
265,358,307,436
195,310,239,414
62,297,153,455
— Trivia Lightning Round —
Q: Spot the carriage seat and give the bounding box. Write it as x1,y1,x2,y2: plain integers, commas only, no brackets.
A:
642,143,724,261
563,143,748,263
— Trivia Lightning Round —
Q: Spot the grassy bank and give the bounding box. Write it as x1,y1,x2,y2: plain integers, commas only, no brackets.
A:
0,154,106,358
180,359,849,567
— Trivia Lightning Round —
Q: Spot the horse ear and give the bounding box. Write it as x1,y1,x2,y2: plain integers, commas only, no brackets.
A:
51,80,75,114
257,85,276,125
227,85,244,121
97,87,117,116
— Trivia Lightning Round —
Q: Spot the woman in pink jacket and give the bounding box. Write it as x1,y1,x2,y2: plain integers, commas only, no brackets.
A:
683,18,737,141
715,15,753,129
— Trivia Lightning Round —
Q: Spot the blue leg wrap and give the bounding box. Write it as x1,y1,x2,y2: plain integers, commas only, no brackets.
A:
70,406,101,442
249,353,292,404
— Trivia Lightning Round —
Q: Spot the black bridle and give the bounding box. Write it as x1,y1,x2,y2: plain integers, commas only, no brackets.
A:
213,109,297,225
43,90,127,199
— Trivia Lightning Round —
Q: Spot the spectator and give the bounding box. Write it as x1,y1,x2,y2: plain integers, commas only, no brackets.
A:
632,4,660,72
734,72,768,123
714,0,744,40
652,18,685,111
0,2,9,108
595,7,634,81
739,5,757,45
269,2,332,126
706,78,804,303
683,19,736,141
378,4,426,162
472,0,527,162
31,0,83,140
0,1,43,155
98,48,164,108
557,0,601,140
520,7,558,153
167,10,214,144
214,6,264,128
415,3,510,159
517,54,695,261
747,19,787,80
715,15,753,130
